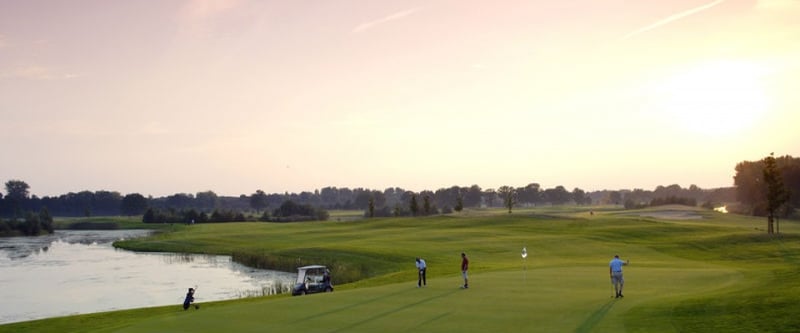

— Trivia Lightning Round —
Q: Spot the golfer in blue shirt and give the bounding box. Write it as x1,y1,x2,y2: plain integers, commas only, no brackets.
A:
416,257,427,287
609,255,629,298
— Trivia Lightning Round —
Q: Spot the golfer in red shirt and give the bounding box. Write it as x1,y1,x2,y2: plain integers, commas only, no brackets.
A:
461,252,469,289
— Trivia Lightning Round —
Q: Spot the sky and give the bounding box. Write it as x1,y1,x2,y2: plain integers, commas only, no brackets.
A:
1,0,799,198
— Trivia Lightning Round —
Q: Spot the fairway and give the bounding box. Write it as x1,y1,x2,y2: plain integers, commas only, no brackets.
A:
2,207,799,332
109,266,738,333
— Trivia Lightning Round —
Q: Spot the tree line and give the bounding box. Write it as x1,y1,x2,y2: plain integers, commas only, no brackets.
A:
2,152,796,229
3,179,737,220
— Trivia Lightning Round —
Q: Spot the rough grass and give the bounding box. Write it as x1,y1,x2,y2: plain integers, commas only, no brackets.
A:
3,207,800,332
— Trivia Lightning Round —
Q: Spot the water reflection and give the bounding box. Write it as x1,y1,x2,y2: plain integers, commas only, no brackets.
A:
0,230,149,260
0,230,296,324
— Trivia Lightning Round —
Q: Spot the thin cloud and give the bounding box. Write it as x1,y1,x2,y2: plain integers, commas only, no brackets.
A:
1,65,79,80
621,0,726,40
352,7,424,33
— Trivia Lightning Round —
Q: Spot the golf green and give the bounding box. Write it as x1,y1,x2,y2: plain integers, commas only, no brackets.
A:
2,207,798,332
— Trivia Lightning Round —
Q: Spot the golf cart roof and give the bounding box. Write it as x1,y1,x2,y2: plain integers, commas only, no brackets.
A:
297,265,327,270
295,265,328,284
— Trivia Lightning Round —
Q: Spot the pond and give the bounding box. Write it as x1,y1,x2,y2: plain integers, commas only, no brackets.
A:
0,230,296,324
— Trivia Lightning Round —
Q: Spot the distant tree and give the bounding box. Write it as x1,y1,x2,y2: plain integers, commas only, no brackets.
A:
93,191,123,215
319,187,340,208
39,207,54,233
250,190,269,211
4,180,29,217
121,193,148,216
433,186,460,209
24,211,41,235
572,188,587,205
517,183,541,206
464,185,483,207
423,195,432,215
142,208,156,223
272,200,328,221
410,194,419,216
608,191,622,205
483,189,497,207
195,191,218,211
368,197,375,218
354,188,372,209
166,193,194,210
371,190,387,208
455,193,464,212
4,180,30,201
497,186,516,213
544,186,571,205
734,160,763,211
763,153,790,234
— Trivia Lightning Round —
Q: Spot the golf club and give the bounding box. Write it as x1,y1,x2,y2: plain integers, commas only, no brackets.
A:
194,285,200,309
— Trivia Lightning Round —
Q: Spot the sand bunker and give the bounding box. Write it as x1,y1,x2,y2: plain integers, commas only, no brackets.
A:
637,210,703,220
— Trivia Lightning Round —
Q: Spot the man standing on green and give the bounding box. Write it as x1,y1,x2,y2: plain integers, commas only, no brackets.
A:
415,257,427,287
461,252,469,289
609,255,629,298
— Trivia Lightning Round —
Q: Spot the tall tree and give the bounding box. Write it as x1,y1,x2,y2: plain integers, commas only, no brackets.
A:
4,179,30,201
497,186,516,213
763,153,789,234
4,180,30,217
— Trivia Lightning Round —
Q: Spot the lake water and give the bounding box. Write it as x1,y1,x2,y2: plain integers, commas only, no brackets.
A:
0,230,296,324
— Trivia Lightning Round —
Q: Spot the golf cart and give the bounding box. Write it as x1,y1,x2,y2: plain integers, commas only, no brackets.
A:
292,265,333,296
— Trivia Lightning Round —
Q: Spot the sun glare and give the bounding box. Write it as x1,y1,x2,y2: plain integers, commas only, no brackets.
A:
651,60,771,136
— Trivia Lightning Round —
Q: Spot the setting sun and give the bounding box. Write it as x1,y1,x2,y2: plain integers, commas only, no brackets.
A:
649,60,771,137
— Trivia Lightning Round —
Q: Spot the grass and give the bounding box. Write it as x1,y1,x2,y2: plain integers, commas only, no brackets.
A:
3,207,800,332
54,216,182,231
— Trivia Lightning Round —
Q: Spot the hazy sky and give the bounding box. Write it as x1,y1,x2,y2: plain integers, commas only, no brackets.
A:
1,0,799,197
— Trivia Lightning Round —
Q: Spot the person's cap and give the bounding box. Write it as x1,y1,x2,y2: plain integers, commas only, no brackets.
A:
189,288,194,291
614,255,619,258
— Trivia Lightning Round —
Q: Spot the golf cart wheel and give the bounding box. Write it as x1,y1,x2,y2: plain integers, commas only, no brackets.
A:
325,287,332,292
300,290,306,295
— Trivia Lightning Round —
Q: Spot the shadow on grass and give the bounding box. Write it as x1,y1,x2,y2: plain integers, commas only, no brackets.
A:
574,300,616,333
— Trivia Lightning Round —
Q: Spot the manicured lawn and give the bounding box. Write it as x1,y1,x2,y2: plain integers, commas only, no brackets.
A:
3,207,799,332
